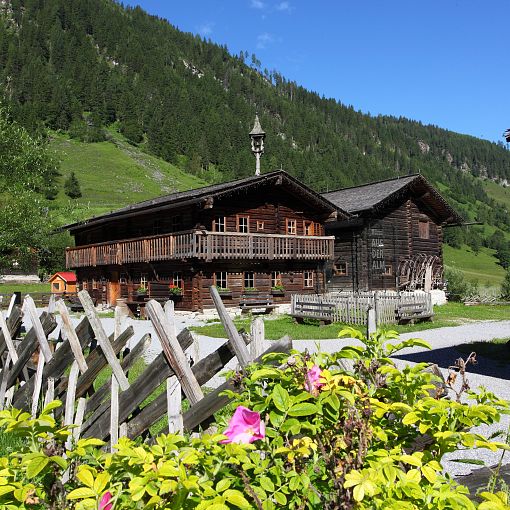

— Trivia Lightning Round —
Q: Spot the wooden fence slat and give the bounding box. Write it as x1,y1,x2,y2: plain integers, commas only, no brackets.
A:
145,300,203,406
47,294,56,314
72,397,87,443
0,306,22,359
24,296,53,363
85,334,150,416
13,315,91,410
56,300,88,374
78,290,130,391
44,377,55,408
64,361,80,426
110,305,128,451
6,294,16,319
250,317,265,359
31,355,45,418
167,376,182,434
67,326,133,401
209,286,251,367
0,353,11,410
82,329,194,440
0,310,18,363
9,312,56,391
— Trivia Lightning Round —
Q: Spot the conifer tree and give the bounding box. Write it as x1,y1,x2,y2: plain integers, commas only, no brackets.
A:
64,172,82,199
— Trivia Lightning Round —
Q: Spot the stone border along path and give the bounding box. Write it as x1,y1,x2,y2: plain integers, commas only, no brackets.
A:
30,310,510,478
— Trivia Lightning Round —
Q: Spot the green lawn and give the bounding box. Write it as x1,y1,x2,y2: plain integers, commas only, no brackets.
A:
49,131,207,222
190,303,510,340
0,283,51,294
483,180,510,212
443,244,506,288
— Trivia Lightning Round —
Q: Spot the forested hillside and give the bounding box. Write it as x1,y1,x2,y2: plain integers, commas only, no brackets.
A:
1,0,510,274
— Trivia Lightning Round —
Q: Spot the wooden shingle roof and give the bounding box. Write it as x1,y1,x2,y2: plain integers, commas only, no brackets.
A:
323,174,463,224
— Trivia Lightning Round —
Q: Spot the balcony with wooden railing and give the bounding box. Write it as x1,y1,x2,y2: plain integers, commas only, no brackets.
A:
66,230,335,268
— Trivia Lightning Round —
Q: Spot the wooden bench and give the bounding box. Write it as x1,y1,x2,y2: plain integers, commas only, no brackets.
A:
291,301,336,325
239,294,277,314
395,302,433,324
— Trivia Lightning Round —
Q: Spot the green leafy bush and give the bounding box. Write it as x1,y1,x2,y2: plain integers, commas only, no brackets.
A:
0,330,509,509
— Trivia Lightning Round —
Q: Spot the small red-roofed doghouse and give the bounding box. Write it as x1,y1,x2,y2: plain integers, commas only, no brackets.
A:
49,271,77,294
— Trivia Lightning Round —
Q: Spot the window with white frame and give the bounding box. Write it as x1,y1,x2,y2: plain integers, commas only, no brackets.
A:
244,271,255,289
215,271,228,290
237,216,249,233
286,219,297,235
172,271,182,288
214,216,226,232
119,273,127,284
334,261,348,276
140,274,148,288
303,271,313,288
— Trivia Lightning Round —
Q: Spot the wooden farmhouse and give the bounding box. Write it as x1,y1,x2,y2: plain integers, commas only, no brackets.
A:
322,174,463,292
48,271,77,294
64,171,346,311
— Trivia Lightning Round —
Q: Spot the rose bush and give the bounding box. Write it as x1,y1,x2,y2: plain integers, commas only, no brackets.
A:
0,329,508,509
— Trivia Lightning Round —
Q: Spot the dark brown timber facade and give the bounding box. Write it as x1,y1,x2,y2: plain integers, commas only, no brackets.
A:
65,171,345,311
322,174,463,292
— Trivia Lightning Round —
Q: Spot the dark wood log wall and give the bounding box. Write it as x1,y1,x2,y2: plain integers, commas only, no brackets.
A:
73,188,327,246
73,187,330,311
328,199,443,292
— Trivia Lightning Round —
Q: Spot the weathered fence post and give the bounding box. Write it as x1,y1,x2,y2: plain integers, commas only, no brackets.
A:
367,307,377,337
79,290,130,391
250,317,265,359
24,296,53,363
164,300,183,434
145,299,204,406
110,305,127,451
209,286,251,367
56,300,88,374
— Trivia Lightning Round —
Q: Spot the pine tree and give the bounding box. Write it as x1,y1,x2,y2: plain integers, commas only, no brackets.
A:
64,172,82,199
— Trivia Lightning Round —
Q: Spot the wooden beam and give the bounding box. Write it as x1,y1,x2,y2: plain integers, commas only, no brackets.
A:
78,290,130,391
56,300,88,374
9,312,57,393
209,286,251,367
24,296,53,363
145,300,203,406
12,315,91,410
82,329,194,440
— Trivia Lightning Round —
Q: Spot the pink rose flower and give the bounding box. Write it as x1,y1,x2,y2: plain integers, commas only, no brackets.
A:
305,365,324,394
99,492,113,510
221,406,265,444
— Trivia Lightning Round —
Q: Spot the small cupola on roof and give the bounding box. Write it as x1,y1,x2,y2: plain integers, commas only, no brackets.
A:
249,114,266,176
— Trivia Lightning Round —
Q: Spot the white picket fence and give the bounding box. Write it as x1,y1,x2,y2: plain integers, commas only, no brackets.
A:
291,290,433,325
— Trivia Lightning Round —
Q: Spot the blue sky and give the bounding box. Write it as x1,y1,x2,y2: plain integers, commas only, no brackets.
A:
123,0,509,143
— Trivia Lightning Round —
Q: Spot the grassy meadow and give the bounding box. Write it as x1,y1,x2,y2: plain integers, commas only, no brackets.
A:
48,131,207,223
443,244,506,288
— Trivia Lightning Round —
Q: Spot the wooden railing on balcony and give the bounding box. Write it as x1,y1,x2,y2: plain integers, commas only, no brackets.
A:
66,230,335,268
